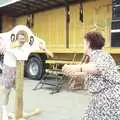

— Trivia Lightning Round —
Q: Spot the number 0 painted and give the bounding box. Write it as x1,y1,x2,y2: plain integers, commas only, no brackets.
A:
29,36,34,46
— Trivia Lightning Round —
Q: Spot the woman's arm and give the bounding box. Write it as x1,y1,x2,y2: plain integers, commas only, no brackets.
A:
62,63,98,76
81,63,98,74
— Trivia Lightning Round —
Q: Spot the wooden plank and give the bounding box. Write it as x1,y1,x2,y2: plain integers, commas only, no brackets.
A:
15,60,24,120
46,60,81,64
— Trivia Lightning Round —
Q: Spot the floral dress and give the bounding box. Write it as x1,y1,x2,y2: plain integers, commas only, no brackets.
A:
82,50,120,120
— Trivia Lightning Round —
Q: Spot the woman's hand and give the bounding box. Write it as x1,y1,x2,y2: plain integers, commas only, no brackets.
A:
62,64,71,76
70,72,86,78
62,64,81,74
62,64,79,76
62,64,86,77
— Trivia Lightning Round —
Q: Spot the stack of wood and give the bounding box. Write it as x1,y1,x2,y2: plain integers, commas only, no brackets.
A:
67,55,89,90
68,76,85,90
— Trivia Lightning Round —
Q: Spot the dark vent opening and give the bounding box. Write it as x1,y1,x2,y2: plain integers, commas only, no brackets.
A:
111,32,120,47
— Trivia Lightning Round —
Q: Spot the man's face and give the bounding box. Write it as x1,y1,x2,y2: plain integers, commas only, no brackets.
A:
18,34,25,45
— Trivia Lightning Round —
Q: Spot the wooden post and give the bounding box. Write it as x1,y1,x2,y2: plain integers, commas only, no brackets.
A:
15,60,24,120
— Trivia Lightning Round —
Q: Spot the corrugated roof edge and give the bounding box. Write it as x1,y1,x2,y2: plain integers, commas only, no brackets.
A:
0,0,20,8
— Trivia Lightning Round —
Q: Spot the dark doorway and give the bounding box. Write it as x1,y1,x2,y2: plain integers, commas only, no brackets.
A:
111,0,120,47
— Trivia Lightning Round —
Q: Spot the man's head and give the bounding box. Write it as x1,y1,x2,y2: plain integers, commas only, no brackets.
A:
16,30,28,46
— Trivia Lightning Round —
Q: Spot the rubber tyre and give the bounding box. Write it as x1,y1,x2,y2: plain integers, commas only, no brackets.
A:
25,56,45,80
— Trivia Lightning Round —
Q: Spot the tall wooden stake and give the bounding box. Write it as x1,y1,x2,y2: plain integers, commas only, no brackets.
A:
15,60,24,120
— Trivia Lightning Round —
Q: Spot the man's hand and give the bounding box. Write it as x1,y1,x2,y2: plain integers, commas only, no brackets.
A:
39,41,54,58
45,49,54,58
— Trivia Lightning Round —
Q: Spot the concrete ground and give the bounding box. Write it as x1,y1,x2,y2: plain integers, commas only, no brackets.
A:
2,78,91,120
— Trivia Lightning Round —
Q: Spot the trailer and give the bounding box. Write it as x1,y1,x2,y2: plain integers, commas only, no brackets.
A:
0,0,120,80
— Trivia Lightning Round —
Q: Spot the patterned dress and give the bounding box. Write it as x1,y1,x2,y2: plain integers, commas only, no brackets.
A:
82,50,120,120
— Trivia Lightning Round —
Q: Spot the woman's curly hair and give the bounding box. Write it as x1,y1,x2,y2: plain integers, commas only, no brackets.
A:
84,32,105,50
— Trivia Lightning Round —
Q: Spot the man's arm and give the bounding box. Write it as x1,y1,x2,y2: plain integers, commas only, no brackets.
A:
38,38,54,58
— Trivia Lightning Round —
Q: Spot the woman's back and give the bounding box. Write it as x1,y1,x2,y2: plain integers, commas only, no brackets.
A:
87,50,120,93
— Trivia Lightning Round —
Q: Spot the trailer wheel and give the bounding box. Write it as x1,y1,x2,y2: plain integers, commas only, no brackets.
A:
26,56,45,80
0,55,4,73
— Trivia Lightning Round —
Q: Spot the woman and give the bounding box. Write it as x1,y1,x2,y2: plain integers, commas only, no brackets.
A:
62,32,120,119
